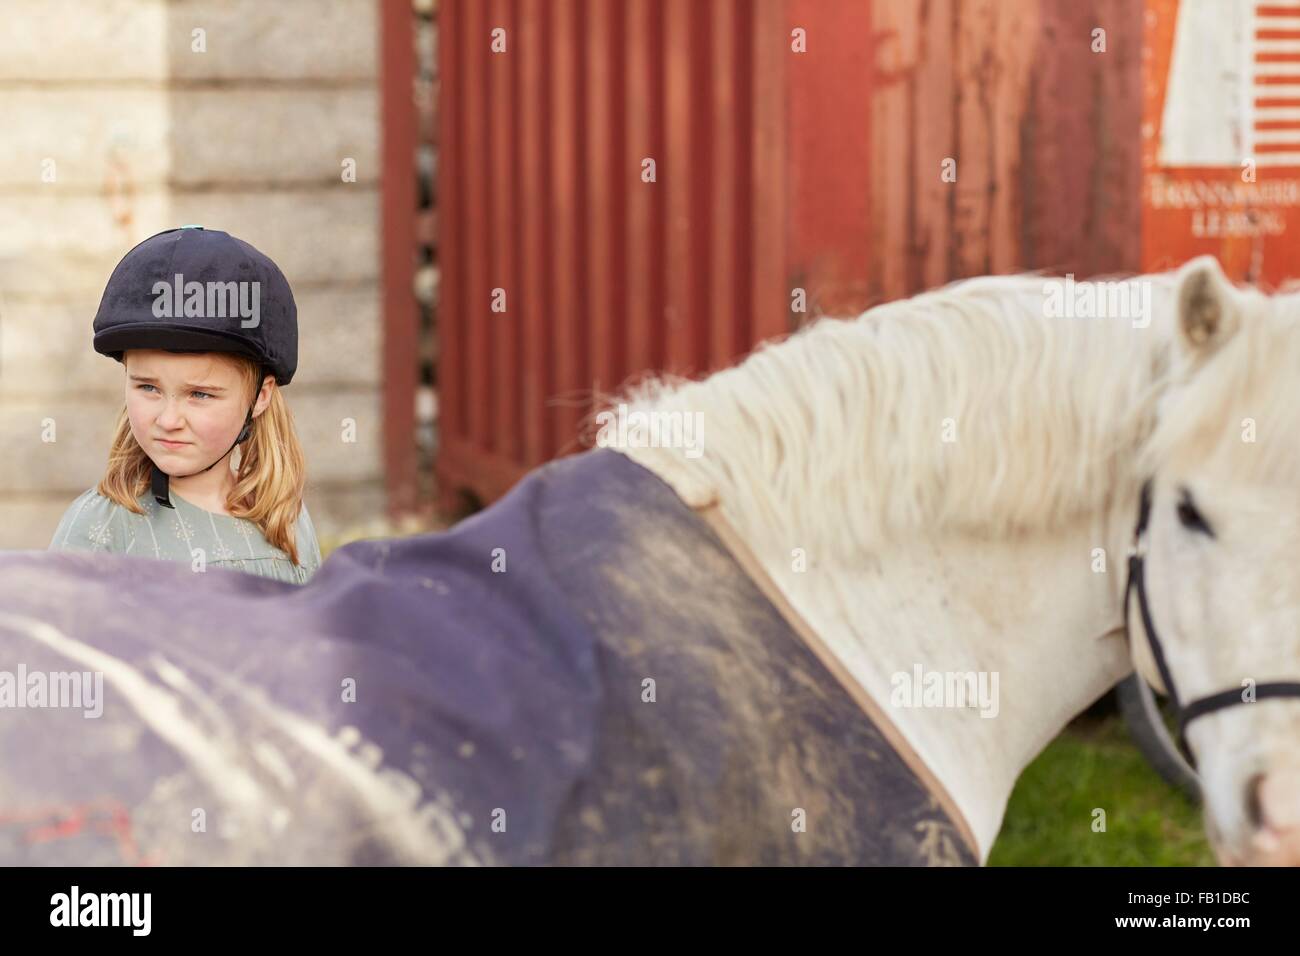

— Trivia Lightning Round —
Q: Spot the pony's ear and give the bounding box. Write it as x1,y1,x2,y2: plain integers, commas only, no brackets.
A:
1175,255,1240,358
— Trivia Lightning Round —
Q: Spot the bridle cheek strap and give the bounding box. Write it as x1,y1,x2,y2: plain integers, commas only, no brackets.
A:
1124,478,1300,768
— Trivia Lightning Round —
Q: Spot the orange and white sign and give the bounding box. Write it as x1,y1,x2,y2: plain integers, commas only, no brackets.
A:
1144,0,1300,284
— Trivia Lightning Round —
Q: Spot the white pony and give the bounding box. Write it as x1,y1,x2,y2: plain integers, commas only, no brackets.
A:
618,255,1300,866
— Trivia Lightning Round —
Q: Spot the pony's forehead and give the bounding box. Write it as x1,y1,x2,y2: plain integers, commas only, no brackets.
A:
1140,302,1300,485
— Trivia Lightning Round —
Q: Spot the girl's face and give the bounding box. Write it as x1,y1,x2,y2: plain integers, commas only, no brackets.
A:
123,350,261,472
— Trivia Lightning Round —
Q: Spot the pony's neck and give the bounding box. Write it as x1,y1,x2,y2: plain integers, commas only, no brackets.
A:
619,275,1176,860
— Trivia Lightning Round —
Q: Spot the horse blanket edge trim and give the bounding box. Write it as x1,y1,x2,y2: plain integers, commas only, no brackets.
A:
691,499,983,862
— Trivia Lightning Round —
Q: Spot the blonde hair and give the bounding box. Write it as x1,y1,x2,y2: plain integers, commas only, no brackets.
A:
96,353,309,565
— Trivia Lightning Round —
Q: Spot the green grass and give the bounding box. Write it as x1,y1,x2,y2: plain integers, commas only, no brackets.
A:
988,714,1213,866
318,517,447,561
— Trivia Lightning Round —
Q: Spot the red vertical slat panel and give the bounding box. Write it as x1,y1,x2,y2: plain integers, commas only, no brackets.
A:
912,0,956,292
868,0,915,301
508,0,526,462
986,1,1039,274
518,0,549,467
664,0,710,376
549,0,581,456
951,0,995,278
604,0,629,399
571,0,592,447
688,1,713,372
481,1,498,452
1092,0,1142,277
434,0,465,515
437,0,464,445
751,0,788,342
380,1,419,516
489,0,518,460
1026,0,1142,276
586,0,617,403
647,6,668,370
624,0,656,376
539,4,557,461
732,0,755,355
951,0,986,278
462,1,492,453
709,0,739,370
786,0,873,316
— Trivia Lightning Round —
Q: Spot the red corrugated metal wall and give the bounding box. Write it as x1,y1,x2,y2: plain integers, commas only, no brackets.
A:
434,0,877,508
429,0,1145,511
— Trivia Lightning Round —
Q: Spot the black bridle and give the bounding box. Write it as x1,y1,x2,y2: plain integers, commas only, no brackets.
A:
1124,478,1300,767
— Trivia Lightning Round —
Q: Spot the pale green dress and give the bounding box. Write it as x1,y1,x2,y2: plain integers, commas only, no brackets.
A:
48,487,322,584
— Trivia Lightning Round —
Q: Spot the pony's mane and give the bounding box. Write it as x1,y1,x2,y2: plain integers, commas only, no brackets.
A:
624,273,1188,555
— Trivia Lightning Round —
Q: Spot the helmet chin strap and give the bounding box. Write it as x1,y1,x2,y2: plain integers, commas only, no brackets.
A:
151,406,256,509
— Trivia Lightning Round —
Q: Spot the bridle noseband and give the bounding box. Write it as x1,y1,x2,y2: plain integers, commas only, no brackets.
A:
1124,478,1300,768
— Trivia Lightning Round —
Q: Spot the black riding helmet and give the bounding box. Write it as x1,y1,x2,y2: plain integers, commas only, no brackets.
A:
92,225,298,509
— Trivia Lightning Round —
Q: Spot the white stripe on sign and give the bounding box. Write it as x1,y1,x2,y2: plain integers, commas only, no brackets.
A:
1256,39,1300,53
1255,107,1300,120
1255,62,1300,76
1251,128,1300,143
1255,152,1300,165
1257,17,1300,31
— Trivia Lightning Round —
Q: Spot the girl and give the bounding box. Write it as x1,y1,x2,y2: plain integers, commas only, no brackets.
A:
49,226,322,583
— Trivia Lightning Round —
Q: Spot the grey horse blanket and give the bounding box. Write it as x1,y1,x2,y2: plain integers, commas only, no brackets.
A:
0,449,975,865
